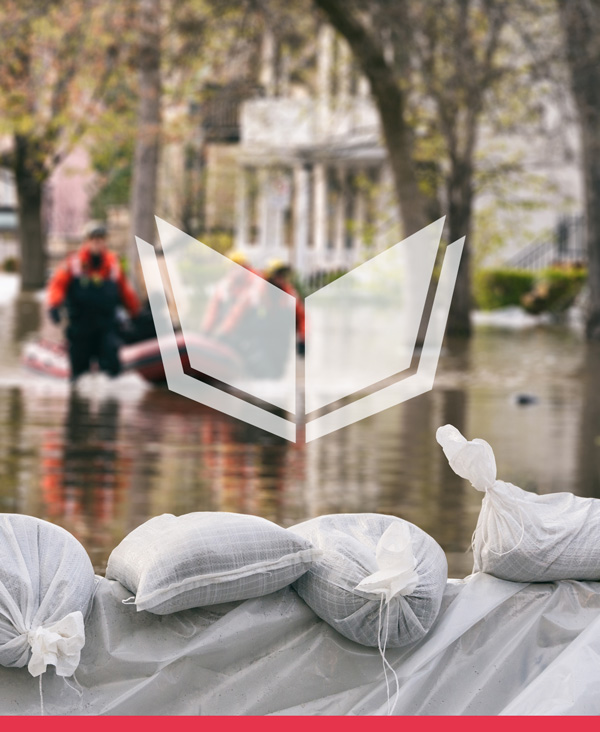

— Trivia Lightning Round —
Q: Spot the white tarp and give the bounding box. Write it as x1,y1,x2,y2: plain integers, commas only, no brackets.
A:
0,571,599,715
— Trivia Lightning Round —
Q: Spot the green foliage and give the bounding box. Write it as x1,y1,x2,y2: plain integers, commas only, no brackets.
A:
0,0,129,169
474,268,535,310
90,163,133,219
297,269,347,299
521,265,588,314
199,230,234,256
88,77,137,219
2,257,19,273
472,156,569,271
475,265,588,313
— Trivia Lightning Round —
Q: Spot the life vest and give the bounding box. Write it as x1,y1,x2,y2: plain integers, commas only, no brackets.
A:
65,250,123,330
69,252,120,281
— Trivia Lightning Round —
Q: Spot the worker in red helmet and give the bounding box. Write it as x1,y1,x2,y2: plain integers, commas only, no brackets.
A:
47,224,140,381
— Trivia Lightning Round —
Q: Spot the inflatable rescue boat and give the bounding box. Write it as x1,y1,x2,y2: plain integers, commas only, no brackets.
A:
22,333,242,384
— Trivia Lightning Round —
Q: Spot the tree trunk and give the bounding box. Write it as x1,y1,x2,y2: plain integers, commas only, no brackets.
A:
446,158,474,336
370,78,429,236
129,0,161,293
581,124,600,340
313,0,428,237
576,341,600,497
557,0,600,340
313,0,474,339
14,135,47,291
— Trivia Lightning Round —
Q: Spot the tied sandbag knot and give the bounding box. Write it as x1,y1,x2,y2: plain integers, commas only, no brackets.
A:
355,522,419,601
355,522,418,715
26,611,85,678
437,424,525,558
436,424,497,492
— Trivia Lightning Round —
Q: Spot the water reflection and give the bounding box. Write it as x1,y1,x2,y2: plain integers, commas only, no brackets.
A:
13,293,41,343
0,387,24,514
577,341,600,498
40,392,126,571
0,277,598,578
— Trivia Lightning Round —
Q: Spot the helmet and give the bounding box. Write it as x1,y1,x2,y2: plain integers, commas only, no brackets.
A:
227,250,249,266
264,258,290,279
85,222,108,240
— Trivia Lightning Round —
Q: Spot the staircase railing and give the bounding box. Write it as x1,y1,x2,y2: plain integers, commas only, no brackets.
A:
504,214,587,271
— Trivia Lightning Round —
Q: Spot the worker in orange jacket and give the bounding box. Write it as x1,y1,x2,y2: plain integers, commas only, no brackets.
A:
47,225,140,381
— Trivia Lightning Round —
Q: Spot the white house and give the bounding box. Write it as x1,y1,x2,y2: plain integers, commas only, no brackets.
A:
234,26,402,276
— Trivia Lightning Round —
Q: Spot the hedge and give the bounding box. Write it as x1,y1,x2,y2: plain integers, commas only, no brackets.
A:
474,269,535,310
475,265,587,313
521,265,587,314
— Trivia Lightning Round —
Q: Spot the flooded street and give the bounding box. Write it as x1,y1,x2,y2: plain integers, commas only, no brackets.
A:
0,274,599,578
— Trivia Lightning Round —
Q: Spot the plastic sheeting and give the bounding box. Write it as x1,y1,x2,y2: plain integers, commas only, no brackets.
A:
1,572,600,715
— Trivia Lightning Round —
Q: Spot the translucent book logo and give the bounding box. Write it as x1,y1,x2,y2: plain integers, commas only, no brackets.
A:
136,217,464,442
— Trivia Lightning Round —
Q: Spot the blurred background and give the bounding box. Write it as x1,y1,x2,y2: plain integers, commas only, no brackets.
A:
0,0,599,576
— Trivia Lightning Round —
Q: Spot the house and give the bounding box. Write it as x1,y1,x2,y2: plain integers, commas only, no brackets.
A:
234,25,401,277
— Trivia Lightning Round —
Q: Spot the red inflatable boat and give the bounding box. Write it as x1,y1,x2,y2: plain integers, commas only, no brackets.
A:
22,333,242,384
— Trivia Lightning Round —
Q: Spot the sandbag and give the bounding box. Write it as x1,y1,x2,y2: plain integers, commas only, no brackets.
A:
437,424,600,582
0,514,96,677
106,512,320,614
289,513,447,648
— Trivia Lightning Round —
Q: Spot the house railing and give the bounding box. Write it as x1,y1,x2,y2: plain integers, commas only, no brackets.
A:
504,214,587,271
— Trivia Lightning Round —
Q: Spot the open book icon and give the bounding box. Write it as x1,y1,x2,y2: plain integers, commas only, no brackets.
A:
136,218,464,442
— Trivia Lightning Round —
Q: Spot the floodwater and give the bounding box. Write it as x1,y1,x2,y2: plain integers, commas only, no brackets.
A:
0,273,599,578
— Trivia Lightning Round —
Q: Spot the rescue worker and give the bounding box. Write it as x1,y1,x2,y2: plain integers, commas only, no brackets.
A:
202,250,264,340
47,224,140,381
264,259,306,356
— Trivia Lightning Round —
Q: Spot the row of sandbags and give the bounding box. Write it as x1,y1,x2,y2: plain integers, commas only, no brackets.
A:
1,424,599,681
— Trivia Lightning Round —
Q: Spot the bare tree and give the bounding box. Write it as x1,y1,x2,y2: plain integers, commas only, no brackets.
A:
126,0,262,288
313,0,515,335
312,0,429,238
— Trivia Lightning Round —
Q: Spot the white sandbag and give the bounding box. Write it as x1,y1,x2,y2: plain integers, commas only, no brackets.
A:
106,512,320,614
289,514,447,648
0,514,95,677
437,424,600,582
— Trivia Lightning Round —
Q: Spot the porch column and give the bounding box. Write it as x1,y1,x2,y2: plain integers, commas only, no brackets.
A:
293,164,309,276
354,168,366,264
258,167,269,256
334,166,345,266
313,162,327,268
235,165,248,250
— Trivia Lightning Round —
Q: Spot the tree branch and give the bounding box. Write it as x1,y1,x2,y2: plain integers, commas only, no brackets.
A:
313,0,428,233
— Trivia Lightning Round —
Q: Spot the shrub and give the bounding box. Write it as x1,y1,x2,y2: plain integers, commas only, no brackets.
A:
521,265,587,314
474,268,535,310
199,230,234,256
1,257,19,273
